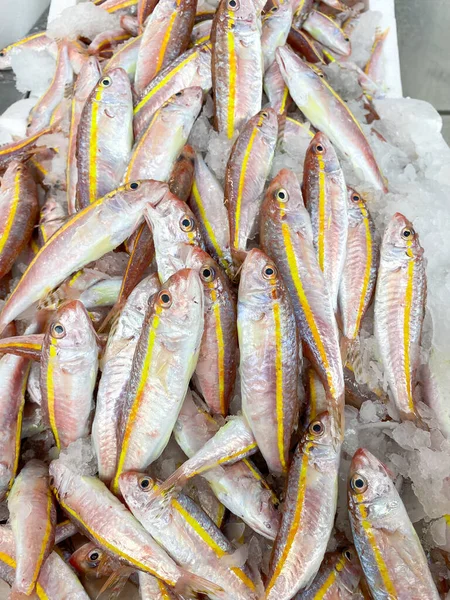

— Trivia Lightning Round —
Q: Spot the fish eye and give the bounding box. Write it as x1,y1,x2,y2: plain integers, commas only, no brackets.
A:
314,143,324,154
261,111,269,118
271,6,278,11
88,550,100,563
352,193,361,202
350,473,368,493
175,91,183,97
158,291,172,308
309,419,324,436
128,182,140,190
180,215,195,232
51,322,66,339
0,51,5,57
262,264,277,279
401,227,414,239
318,72,325,78
228,0,239,9
200,265,215,282
100,77,112,87
344,548,354,561
344,36,350,42
139,476,152,490
276,188,288,202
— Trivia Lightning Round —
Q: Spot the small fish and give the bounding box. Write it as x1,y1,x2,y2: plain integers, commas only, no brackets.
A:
76,68,133,209
265,413,341,599
134,0,197,94
0,32,57,70
133,42,212,139
27,41,74,136
112,269,204,492
302,10,351,57
364,29,390,93
0,180,169,334
168,144,196,201
124,87,203,184
0,161,39,279
374,213,426,421
88,28,132,55
8,460,56,595
70,541,120,578
211,0,263,138
238,248,299,475
93,274,160,485
120,471,258,600
261,0,293,72
302,132,348,313
225,109,278,265
276,45,387,192
348,448,440,600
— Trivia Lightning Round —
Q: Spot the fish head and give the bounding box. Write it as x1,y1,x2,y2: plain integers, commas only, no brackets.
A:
1,160,29,187
338,546,363,591
255,108,279,143
217,0,258,25
161,86,204,120
93,67,132,107
118,471,158,514
304,411,337,450
276,45,322,103
381,212,423,263
346,187,368,225
348,448,396,511
178,244,226,296
74,56,102,101
262,168,312,234
69,542,116,578
304,131,340,173
239,248,283,305
46,299,98,353
0,44,12,69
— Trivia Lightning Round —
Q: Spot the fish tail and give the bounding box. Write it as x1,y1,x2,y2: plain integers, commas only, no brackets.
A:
156,467,187,498
174,568,224,597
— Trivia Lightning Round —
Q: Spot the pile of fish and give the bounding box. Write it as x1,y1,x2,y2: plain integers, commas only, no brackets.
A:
0,0,446,598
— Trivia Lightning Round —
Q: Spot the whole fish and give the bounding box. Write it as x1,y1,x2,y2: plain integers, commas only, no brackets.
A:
260,168,345,439
0,161,39,278
348,448,440,600
265,413,341,600
374,213,426,421
124,87,203,184
0,32,57,70
50,460,221,595
0,125,54,172
175,391,280,539
112,269,204,492
188,151,233,277
211,0,263,138
157,415,258,494
302,132,348,313
179,244,237,416
238,248,299,475
40,300,99,449
276,45,387,192
295,546,362,599
225,109,278,265
103,35,142,80
0,179,169,334
338,188,378,347
134,0,197,94
0,527,89,600
66,56,102,214
133,43,212,139
76,67,133,209
93,274,160,485
88,28,132,55
302,10,351,56
168,144,196,201
27,41,74,136
8,460,56,595
120,472,258,600
145,191,203,282
364,29,390,93
261,0,293,72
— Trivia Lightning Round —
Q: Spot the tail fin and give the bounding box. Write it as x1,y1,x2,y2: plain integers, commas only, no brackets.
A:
174,568,223,597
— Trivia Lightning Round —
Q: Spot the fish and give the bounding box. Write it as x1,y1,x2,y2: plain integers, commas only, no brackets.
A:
0,125,55,173
302,10,351,57
0,333,44,361
304,366,328,423
211,0,263,138
103,35,142,81
261,0,293,72
260,168,345,439
112,269,204,493
156,415,258,494
27,41,74,136
133,42,212,139
93,274,160,485
238,248,299,475
265,412,341,599
302,132,348,313
50,460,221,595
8,460,56,595
0,31,57,70
55,519,79,544
374,213,426,421
286,26,326,64
119,472,258,600
188,151,233,277
70,541,121,579
134,0,197,94
99,0,139,12
0,179,169,334
190,20,213,46
124,87,203,184
348,448,440,600
225,109,278,265
139,572,183,599
338,188,378,350
0,161,39,279
364,29,390,94
88,28,132,55
179,244,237,416
295,546,362,599
291,0,314,25
175,390,280,539
37,189,68,246
40,300,99,449
168,144,196,201
76,67,133,209
276,45,387,192
264,61,291,116
138,0,160,31
66,57,102,214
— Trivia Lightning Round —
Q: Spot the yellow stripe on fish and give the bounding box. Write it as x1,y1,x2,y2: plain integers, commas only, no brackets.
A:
0,169,21,255
226,18,237,139
28,491,54,595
